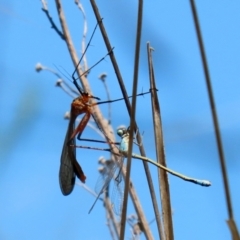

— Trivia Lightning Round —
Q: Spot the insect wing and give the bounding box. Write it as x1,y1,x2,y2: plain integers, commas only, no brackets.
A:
59,118,76,195
111,172,124,215
95,160,117,195
88,160,118,214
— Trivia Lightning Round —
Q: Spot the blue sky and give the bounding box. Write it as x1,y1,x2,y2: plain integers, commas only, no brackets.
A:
1,1,240,239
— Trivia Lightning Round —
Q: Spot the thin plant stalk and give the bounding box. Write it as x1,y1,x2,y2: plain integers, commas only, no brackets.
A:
104,194,120,239
189,1,239,239
74,0,89,72
120,0,143,239
147,43,170,240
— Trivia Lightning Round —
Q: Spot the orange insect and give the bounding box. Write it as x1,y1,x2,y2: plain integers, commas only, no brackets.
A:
59,21,150,195
59,91,100,195
59,21,110,195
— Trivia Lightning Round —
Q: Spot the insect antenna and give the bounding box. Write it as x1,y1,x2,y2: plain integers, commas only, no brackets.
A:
72,18,104,95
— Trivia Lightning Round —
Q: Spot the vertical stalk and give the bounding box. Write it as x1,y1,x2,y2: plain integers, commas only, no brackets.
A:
189,1,239,239
147,42,173,240
119,0,143,239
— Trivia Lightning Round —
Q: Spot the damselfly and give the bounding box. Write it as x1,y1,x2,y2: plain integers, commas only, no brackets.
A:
75,127,211,213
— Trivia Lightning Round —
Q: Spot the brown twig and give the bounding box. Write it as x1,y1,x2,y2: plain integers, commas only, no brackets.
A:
147,42,172,240
120,0,143,238
190,1,239,239
104,196,120,239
